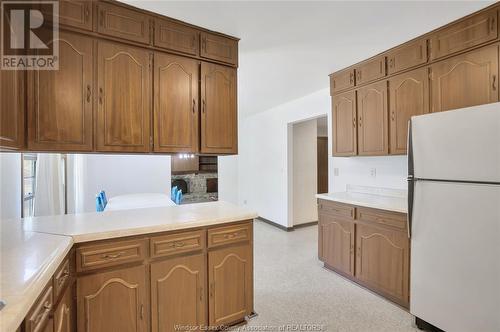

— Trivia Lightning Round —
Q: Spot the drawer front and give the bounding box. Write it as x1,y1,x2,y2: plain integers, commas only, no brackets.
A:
330,69,355,94
430,9,498,60
355,56,386,85
208,222,251,248
356,207,407,230
151,229,205,258
97,2,151,44
200,32,238,66
154,18,199,55
53,258,71,300
25,285,53,332
387,39,427,74
76,239,147,272
318,200,355,220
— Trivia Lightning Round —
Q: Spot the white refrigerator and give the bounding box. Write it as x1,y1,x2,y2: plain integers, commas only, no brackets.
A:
408,103,500,332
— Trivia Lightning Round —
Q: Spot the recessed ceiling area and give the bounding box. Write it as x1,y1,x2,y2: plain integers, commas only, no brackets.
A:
123,1,493,117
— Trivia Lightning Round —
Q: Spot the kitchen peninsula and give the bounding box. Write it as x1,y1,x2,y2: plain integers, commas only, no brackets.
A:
0,201,257,332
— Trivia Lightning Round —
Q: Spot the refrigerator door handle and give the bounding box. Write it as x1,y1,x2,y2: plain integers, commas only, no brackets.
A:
407,118,414,239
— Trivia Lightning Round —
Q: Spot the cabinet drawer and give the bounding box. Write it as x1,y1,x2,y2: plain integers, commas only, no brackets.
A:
387,38,427,74
318,200,355,220
208,223,251,248
356,207,407,230
355,56,386,85
76,239,147,272
53,258,71,300
25,285,53,332
430,9,498,60
154,18,199,55
97,2,151,44
330,68,355,94
200,32,238,66
151,230,205,258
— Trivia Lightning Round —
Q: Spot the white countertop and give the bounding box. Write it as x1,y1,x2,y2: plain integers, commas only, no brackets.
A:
316,189,407,214
22,200,258,243
105,193,176,211
0,221,73,332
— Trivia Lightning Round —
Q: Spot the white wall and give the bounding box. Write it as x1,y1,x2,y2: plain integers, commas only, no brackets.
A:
291,119,318,225
0,153,22,219
218,155,238,204
235,87,408,228
67,154,171,213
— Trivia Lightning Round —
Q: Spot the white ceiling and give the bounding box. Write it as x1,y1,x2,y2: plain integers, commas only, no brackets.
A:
124,1,493,117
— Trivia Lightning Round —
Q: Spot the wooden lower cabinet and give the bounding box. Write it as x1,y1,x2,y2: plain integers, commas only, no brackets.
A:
151,254,206,332
355,223,410,307
54,286,74,332
77,265,148,332
318,200,409,307
318,214,355,276
208,244,253,327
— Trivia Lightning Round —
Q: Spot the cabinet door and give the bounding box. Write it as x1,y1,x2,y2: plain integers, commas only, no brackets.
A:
357,81,388,155
0,70,25,150
319,214,355,276
332,90,357,156
97,2,151,44
387,38,427,75
154,18,199,56
430,45,498,113
77,265,147,332
54,286,74,332
154,53,198,153
200,63,237,154
28,31,93,151
208,244,252,327
429,9,497,60
330,69,355,94
200,32,238,66
355,223,410,307
96,41,151,152
42,0,92,31
355,56,386,85
388,67,429,155
151,254,206,332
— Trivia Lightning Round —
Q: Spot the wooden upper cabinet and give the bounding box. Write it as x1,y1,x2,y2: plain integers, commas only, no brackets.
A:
45,0,93,31
355,222,410,307
200,32,238,66
28,31,93,151
96,41,151,152
387,38,427,75
388,67,429,155
330,69,355,95
319,214,355,276
332,90,357,156
97,2,151,44
430,45,499,113
151,254,206,332
154,53,198,153
355,56,386,85
77,265,148,332
208,244,252,327
200,63,237,154
0,70,25,150
430,8,498,60
154,18,199,56
356,81,388,156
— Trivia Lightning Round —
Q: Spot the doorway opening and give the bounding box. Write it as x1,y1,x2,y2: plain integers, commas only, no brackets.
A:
288,116,329,227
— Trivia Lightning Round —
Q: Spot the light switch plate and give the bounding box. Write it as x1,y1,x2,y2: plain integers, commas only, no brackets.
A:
333,168,339,176
370,168,377,178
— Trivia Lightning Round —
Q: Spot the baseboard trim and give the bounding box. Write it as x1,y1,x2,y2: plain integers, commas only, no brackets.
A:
257,217,318,232
257,217,293,231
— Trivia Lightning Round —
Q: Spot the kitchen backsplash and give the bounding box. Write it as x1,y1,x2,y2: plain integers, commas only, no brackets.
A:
171,172,218,204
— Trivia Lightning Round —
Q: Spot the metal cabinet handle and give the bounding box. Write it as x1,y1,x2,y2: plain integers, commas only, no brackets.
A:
389,58,395,68
202,37,207,51
358,116,362,127
202,99,206,114
101,251,125,260
34,301,51,325
490,16,496,32
99,88,103,105
85,5,90,21
349,72,354,84
192,99,196,114
209,282,215,298
352,118,356,128
493,75,497,90
58,270,70,285
391,111,395,121
86,85,91,103
140,304,144,320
